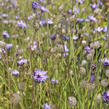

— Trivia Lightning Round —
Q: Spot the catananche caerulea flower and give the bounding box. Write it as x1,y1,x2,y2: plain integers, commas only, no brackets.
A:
51,78,59,84
102,26,107,33
94,27,103,32
11,70,19,76
88,15,97,22
40,19,53,26
5,44,13,50
90,74,95,83
32,1,49,12
76,0,84,4
33,69,49,82
29,41,37,51
50,34,56,40
2,31,10,38
73,6,80,15
84,46,91,53
102,91,109,102
2,13,8,18
90,3,98,9
17,20,28,29
63,44,69,57
17,59,28,65
100,58,109,66
43,103,51,109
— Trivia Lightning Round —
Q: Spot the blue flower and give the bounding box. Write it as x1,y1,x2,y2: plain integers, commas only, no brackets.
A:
90,3,98,9
2,31,10,38
50,34,56,40
11,70,19,76
32,2,39,9
73,6,80,15
17,59,28,65
88,15,97,22
90,74,95,83
17,20,28,29
33,69,49,82
5,44,13,50
43,103,51,109
102,91,109,102
76,0,84,4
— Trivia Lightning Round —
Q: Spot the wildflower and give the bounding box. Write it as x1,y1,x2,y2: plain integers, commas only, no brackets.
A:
2,31,10,38
62,36,69,40
102,26,107,33
76,0,84,4
0,41,6,48
2,13,8,18
32,2,39,9
84,46,91,53
103,59,109,66
76,18,85,22
68,9,72,14
90,74,95,83
68,96,77,106
50,34,56,40
33,69,49,82
90,3,98,9
39,6,49,12
94,27,103,32
51,78,59,84
102,91,109,102
43,103,51,109
17,20,28,29
5,44,13,50
11,70,19,76
63,44,69,57
73,36,78,41
29,41,37,51
88,15,97,22
73,6,80,15
17,59,28,65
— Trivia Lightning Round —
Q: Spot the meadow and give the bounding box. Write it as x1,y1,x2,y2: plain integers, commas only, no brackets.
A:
0,0,109,109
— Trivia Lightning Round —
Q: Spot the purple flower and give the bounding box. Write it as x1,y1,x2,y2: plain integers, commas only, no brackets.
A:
98,0,103,6
88,15,97,22
90,3,98,9
73,36,78,40
84,46,91,53
5,44,13,50
32,2,39,9
73,6,80,15
2,13,8,18
17,20,28,29
102,91,109,102
76,18,85,22
29,41,37,51
94,27,103,32
62,36,69,40
39,6,49,12
76,0,84,4
68,9,72,14
51,78,59,84
47,19,53,24
100,58,109,66
43,103,51,109
50,34,56,40
102,26,107,33
33,69,49,82
40,19,47,26
17,59,28,65
2,31,10,38
90,74,95,83
11,70,19,76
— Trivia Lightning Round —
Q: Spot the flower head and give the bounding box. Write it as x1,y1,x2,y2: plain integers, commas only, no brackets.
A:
11,70,19,76
50,34,56,40
43,103,51,109
33,69,49,82
17,59,28,65
102,91,109,102
2,31,10,38
90,3,98,9
17,20,28,29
